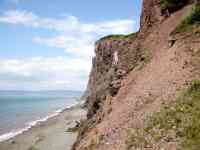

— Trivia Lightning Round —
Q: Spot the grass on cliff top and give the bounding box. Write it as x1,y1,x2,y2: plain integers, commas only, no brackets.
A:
97,32,137,43
126,80,200,150
173,4,200,33
160,0,187,12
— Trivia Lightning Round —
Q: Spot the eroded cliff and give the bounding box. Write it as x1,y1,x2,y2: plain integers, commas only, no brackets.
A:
72,0,200,149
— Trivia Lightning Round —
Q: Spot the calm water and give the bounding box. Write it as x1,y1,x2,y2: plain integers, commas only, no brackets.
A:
0,91,82,140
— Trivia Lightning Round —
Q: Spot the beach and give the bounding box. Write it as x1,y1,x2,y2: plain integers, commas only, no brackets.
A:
0,105,86,150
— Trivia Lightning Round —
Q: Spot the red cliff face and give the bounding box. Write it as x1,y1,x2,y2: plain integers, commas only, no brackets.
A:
72,0,200,149
84,0,163,121
85,35,142,119
139,0,163,34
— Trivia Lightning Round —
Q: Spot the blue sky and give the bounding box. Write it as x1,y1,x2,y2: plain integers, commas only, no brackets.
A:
0,0,141,91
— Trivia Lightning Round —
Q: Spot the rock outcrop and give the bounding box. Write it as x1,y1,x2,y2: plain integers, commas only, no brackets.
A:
85,34,143,119
72,0,200,149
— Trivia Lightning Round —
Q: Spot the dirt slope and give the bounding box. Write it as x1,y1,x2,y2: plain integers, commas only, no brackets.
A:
72,1,200,149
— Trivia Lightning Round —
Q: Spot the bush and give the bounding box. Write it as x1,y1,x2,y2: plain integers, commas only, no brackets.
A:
186,4,200,23
66,126,79,132
174,4,200,33
160,0,188,12
28,146,39,150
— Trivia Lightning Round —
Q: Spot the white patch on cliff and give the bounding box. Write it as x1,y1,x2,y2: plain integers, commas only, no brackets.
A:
113,51,119,65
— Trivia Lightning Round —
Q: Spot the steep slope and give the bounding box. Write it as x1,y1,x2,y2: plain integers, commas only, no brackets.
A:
72,0,200,150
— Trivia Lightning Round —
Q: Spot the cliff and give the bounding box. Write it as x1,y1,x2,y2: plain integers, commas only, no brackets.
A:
73,0,200,149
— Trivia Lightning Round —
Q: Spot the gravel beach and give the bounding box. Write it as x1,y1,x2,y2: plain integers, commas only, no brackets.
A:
0,105,86,150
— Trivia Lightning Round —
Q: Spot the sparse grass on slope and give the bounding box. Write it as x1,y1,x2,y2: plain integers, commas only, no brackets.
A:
126,80,200,150
174,4,200,33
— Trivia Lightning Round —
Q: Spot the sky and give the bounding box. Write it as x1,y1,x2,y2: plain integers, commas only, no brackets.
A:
0,0,142,91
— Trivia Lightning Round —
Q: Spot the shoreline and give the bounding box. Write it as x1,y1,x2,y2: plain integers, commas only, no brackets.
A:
0,103,86,150
0,101,81,143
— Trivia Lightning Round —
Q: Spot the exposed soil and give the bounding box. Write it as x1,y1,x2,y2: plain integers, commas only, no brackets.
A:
72,1,200,150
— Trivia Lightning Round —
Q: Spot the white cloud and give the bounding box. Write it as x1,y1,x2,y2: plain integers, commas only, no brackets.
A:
34,35,95,60
0,10,38,25
0,57,91,91
0,10,82,31
0,10,135,32
0,10,136,60
0,10,137,90
33,17,135,60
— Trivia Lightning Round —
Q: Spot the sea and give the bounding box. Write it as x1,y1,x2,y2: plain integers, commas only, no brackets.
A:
0,90,82,142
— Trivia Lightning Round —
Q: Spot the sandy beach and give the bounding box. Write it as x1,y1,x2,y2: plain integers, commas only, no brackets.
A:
0,105,86,150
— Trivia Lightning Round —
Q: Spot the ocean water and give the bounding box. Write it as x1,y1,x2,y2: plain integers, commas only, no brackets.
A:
0,90,82,142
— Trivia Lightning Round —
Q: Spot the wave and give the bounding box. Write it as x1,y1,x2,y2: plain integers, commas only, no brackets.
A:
0,101,79,143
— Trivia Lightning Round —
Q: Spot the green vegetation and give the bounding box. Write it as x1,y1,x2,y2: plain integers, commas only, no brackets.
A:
66,121,81,133
132,48,152,71
126,127,152,149
66,126,79,132
160,0,187,12
174,4,200,33
97,33,137,43
27,146,39,150
139,49,152,68
126,80,200,150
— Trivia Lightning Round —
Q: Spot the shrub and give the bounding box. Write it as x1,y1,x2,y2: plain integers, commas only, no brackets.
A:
28,146,39,150
186,4,200,23
160,0,188,12
135,48,152,70
66,126,79,132
174,4,200,33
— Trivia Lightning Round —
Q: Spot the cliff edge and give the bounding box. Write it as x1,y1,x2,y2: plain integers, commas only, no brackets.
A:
73,0,200,149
